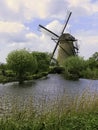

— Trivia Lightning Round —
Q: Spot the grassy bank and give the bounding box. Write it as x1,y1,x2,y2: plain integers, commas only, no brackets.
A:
0,111,98,130
0,90,98,130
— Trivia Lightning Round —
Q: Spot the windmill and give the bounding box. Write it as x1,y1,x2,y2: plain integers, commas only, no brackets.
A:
39,11,79,65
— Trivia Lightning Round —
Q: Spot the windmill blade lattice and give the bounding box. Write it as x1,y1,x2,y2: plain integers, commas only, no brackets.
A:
61,12,72,35
39,11,78,65
39,24,59,39
51,11,72,60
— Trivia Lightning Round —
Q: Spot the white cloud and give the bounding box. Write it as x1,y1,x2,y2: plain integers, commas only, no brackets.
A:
67,0,98,16
0,20,56,63
0,0,53,22
75,30,98,59
0,0,69,22
6,0,20,13
0,21,29,44
0,0,98,63
0,21,26,33
0,0,98,22
26,33,38,40
46,20,63,36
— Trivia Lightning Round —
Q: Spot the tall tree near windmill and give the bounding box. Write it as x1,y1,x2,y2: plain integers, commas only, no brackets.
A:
39,11,79,65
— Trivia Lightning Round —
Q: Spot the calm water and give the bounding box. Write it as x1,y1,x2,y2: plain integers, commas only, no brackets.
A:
0,74,98,114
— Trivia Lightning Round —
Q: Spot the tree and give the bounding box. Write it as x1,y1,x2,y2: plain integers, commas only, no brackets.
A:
6,49,37,84
63,56,85,80
0,63,7,76
32,52,50,73
82,52,98,79
88,52,98,69
91,52,98,61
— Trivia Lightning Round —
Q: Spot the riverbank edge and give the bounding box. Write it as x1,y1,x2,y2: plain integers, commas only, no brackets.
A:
0,71,49,84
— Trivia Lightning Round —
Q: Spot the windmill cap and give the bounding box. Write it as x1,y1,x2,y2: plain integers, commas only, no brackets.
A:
60,33,76,41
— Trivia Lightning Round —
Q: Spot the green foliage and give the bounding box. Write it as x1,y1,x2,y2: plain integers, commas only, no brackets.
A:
63,56,85,80
6,49,37,84
81,52,98,79
0,51,51,83
32,52,50,73
62,52,98,80
0,75,16,83
87,52,98,69
0,51,98,83
6,70,16,77
0,63,7,76
81,68,98,79
0,63,7,70
91,52,98,61
32,72,48,79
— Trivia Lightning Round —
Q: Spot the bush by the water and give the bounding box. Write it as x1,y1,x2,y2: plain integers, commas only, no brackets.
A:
81,68,98,79
63,52,98,80
63,56,85,80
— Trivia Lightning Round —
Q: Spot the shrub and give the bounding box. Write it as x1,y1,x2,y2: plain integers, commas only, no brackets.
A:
63,56,85,80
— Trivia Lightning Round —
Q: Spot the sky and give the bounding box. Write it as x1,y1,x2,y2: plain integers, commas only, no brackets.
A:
0,0,98,63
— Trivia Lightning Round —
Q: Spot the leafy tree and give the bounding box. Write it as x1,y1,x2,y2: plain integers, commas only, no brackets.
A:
88,52,98,69
0,63,7,76
6,49,37,84
81,52,98,79
91,52,98,61
32,52,50,73
81,67,98,79
63,56,85,80
62,52,98,80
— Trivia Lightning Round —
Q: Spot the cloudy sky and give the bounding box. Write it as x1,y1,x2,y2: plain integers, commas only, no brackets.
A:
0,0,98,63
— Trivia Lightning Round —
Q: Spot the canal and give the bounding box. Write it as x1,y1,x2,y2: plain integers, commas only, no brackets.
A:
0,74,98,115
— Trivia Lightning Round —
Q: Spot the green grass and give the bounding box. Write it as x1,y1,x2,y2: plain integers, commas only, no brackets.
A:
0,112,98,130
0,89,98,130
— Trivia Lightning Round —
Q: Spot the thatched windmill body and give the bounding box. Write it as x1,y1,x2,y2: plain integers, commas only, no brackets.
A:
39,12,79,65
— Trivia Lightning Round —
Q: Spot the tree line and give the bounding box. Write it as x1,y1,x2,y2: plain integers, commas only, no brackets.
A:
0,49,98,84
0,49,50,84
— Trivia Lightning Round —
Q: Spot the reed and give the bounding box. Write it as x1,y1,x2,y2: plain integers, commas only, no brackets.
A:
0,88,98,130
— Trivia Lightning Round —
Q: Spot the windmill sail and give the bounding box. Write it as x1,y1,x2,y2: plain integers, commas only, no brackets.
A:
50,12,72,62
39,25,59,39
39,11,79,65
61,12,72,34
